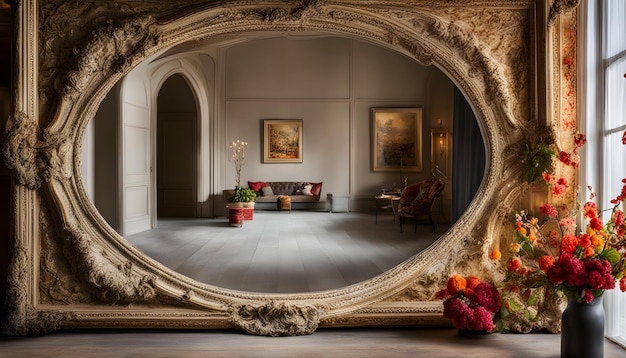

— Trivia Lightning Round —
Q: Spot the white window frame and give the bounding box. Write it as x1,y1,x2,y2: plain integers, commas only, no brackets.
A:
583,0,626,348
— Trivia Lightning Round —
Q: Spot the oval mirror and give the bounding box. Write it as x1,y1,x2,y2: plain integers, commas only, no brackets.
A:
82,33,485,294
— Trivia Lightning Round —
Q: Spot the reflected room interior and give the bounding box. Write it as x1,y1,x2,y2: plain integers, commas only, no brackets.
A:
82,34,485,294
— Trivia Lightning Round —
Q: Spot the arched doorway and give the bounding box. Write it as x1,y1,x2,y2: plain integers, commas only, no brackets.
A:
156,74,199,218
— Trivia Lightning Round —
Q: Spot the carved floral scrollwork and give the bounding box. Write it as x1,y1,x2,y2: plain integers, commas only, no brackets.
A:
548,0,580,27
1,209,75,335
2,111,71,190
262,0,326,25
61,223,158,304
62,16,161,99
229,301,325,336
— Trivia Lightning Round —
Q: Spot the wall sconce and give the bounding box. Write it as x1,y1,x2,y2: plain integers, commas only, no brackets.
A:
431,129,448,179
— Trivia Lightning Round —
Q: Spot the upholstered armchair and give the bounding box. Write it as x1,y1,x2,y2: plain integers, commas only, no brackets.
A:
398,179,445,233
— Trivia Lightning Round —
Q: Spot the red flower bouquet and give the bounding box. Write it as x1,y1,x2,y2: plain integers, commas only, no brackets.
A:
502,131,626,304
438,275,500,332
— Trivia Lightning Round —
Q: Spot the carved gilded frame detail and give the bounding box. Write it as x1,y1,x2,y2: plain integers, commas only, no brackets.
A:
3,0,566,336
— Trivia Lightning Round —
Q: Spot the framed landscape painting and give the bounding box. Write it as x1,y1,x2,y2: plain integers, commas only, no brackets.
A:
263,119,303,163
371,108,423,172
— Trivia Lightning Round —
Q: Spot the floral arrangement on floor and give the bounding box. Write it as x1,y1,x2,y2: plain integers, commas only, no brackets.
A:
496,130,626,332
438,274,501,333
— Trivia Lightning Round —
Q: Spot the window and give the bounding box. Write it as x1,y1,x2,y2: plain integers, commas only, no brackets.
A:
585,0,626,348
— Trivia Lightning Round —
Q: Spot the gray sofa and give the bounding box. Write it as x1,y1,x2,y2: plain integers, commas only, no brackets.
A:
248,181,323,209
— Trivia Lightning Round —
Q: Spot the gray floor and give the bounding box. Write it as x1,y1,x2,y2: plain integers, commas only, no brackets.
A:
126,211,443,293
1,328,625,357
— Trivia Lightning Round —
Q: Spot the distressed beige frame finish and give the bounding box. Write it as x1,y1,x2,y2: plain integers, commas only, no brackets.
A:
3,0,572,336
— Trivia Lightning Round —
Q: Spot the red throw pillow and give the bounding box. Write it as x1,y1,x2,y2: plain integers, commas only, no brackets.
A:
248,181,268,192
310,182,323,196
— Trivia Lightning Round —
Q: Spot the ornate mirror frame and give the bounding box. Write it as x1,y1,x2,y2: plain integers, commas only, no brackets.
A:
3,0,576,336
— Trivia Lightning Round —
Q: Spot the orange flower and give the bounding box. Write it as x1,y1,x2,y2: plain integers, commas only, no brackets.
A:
466,275,481,289
517,226,527,236
530,217,539,226
490,249,502,260
510,243,521,253
591,234,604,248
528,232,538,243
583,246,595,259
446,274,467,295
561,235,579,254
538,255,555,272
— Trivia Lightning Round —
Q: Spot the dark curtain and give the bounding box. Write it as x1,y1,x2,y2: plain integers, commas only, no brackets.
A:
451,87,486,223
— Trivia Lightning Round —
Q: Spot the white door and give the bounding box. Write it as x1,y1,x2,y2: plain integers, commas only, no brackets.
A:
120,101,152,236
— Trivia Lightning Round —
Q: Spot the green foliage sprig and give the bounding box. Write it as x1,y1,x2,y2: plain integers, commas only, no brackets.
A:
232,186,257,203
520,143,555,184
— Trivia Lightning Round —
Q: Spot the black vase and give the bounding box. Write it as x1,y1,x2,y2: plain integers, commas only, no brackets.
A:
561,294,605,358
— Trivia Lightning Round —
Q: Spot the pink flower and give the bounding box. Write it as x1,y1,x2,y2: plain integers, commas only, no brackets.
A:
585,259,615,290
582,289,595,303
443,297,474,330
540,203,558,218
559,217,576,234
469,306,494,332
468,282,501,313
559,253,588,287
547,263,564,284
552,184,567,197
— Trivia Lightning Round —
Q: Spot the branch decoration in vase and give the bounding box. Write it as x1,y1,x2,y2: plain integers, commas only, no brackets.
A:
228,139,258,204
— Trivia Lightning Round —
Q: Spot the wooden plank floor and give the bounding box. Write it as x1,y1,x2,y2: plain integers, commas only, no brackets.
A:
126,211,443,293
1,328,625,357
4,212,625,357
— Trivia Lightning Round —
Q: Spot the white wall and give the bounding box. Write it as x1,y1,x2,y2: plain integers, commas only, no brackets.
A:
90,34,456,223
222,36,452,212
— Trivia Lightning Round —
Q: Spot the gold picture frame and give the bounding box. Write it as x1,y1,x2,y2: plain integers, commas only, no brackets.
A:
371,108,423,172
262,119,303,163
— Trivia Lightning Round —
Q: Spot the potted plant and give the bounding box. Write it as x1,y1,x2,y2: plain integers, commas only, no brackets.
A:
227,140,257,224
229,186,258,221
231,186,258,204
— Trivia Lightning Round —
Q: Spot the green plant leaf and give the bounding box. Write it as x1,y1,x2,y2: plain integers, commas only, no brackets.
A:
600,248,621,266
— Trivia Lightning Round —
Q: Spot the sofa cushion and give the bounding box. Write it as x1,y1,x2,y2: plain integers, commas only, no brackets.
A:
302,183,312,195
248,181,268,192
262,186,274,196
311,182,323,196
